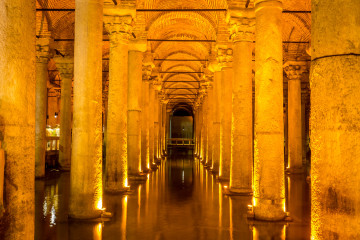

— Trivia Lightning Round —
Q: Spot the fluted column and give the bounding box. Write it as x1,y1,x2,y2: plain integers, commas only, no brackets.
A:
128,42,146,176
55,57,74,171
228,10,255,194
310,1,360,239
103,11,134,192
212,71,221,173
253,0,285,220
0,0,36,237
35,38,51,178
70,0,103,218
284,61,306,173
218,47,233,181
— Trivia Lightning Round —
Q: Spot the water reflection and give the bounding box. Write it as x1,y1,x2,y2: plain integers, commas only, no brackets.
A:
35,152,310,240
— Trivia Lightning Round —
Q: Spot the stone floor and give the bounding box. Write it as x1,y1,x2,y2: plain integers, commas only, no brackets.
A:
35,150,310,240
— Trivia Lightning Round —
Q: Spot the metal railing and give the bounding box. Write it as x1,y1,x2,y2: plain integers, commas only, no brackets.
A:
167,138,195,146
46,136,60,151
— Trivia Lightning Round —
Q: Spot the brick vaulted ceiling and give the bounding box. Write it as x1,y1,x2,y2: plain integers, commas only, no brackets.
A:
36,0,311,111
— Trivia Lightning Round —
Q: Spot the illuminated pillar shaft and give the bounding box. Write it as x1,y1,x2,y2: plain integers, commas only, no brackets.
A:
128,50,143,175
220,67,233,180
70,0,103,218
310,1,360,239
206,87,214,166
196,107,202,157
253,0,285,220
284,62,306,173
212,72,221,172
154,92,159,160
0,0,35,237
55,57,74,171
160,102,166,155
201,95,208,162
35,39,50,178
141,79,150,171
149,84,155,165
229,15,254,193
104,14,133,192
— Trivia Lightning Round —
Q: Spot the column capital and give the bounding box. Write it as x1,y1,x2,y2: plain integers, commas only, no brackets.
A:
228,9,255,43
216,46,233,68
36,38,52,64
103,8,135,44
54,56,74,80
255,0,283,10
283,61,308,80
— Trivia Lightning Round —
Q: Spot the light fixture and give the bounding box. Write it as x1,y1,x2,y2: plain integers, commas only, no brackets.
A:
54,112,58,118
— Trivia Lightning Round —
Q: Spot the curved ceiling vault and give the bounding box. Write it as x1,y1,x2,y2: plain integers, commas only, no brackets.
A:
36,0,311,112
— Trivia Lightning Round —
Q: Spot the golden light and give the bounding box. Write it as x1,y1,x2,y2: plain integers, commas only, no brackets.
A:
93,223,102,240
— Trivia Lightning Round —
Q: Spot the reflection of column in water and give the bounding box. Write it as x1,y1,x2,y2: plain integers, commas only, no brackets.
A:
121,196,128,240
229,196,252,240
287,174,309,238
35,180,45,240
252,223,286,240
93,223,102,240
137,185,141,226
57,173,70,240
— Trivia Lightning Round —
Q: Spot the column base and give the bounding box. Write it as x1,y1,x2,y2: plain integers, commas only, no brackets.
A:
142,168,152,173
104,185,130,194
216,176,230,182
204,162,212,169
253,197,286,221
226,187,253,196
150,163,158,171
209,167,219,175
128,173,148,182
285,166,304,174
69,210,112,221
68,209,104,220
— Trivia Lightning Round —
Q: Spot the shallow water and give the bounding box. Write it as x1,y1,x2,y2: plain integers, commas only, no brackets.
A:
35,151,310,240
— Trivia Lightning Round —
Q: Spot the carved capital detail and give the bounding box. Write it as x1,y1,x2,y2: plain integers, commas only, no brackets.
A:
283,61,308,80
104,15,134,45
54,57,74,80
229,17,255,43
217,47,233,68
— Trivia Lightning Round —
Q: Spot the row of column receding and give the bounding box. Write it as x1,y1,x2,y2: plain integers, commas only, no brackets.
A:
32,6,168,219
1,0,360,239
193,1,308,221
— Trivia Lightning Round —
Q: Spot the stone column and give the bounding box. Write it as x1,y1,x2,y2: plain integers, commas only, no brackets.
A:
154,91,159,161
206,85,214,167
201,95,208,163
219,66,233,181
69,0,103,218
161,102,167,155
141,77,150,172
128,42,146,177
212,71,221,173
228,11,255,194
103,10,134,193
310,1,360,239
253,0,285,220
35,38,51,178
194,107,199,157
55,57,74,171
197,105,203,159
149,84,155,167
284,61,306,173
0,0,36,237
